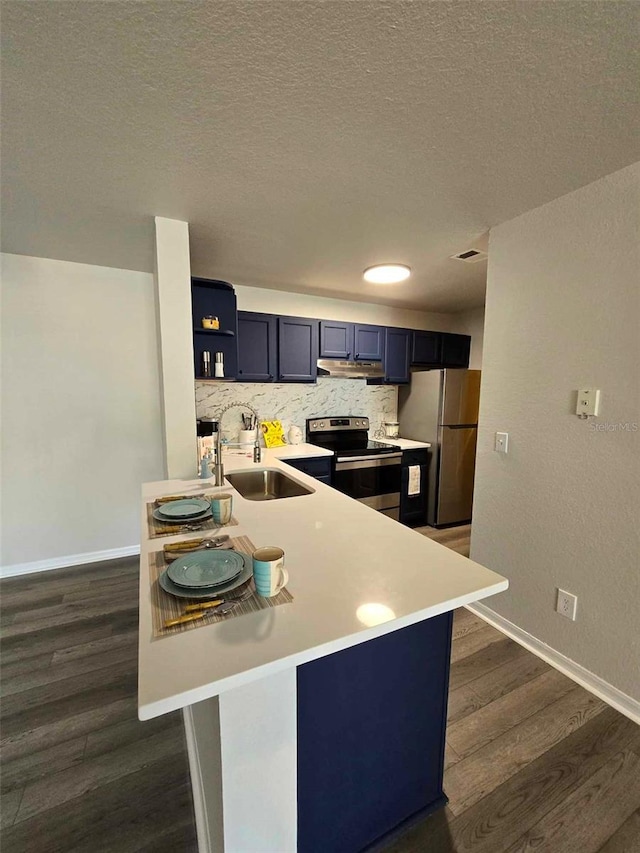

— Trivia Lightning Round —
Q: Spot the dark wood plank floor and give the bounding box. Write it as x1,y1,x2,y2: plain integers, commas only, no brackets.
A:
2,536,639,852
415,523,472,557
0,558,197,853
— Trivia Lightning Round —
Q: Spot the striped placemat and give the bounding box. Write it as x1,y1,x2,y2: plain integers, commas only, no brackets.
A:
148,534,294,639
146,496,239,539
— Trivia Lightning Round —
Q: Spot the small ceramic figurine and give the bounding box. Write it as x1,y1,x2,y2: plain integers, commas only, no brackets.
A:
288,425,303,445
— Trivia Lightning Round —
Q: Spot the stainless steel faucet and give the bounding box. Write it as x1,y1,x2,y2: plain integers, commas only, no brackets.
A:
213,402,262,484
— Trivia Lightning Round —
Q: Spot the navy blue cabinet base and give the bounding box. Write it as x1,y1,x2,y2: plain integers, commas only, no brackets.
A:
400,448,429,527
283,456,332,486
297,612,453,852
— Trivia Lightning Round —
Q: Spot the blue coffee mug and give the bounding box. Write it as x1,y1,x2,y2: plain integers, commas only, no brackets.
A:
210,493,233,525
252,546,288,597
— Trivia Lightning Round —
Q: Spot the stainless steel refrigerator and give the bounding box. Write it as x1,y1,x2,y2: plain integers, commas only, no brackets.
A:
398,369,481,527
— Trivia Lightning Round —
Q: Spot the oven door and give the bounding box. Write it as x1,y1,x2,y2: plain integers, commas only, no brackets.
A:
334,453,402,513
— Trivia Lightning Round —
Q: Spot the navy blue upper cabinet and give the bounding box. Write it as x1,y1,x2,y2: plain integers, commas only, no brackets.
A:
441,333,471,368
411,330,441,366
320,321,383,361
384,328,411,384
277,316,319,382
191,278,238,380
353,324,384,361
320,320,353,359
237,312,276,382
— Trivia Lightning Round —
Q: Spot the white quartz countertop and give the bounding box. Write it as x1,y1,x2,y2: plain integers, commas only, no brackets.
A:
138,454,507,720
376,437,432,450
223,442,333,460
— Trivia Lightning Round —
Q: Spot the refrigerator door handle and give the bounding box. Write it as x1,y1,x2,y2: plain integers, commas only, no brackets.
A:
442,424,478,429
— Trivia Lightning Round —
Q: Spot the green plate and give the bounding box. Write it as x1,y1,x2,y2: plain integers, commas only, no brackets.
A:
159,555,252,599
167,549,246,588
152,506,212,524
157,498,211,519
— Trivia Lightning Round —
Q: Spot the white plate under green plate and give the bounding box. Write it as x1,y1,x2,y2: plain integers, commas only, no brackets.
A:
167,549,246,588
157,498,211,519
152,506,212,524
158,555,252,599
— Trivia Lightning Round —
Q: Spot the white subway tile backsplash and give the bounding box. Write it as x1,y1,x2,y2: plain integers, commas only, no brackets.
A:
195,380,398,441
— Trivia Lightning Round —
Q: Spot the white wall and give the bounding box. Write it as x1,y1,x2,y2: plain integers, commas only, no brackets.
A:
234,284,456,332
1,254,165,572
452,305,485,369
471,163,640,702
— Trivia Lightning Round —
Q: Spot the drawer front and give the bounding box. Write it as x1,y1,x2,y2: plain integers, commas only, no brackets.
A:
285,457,333,480
402,449,429,466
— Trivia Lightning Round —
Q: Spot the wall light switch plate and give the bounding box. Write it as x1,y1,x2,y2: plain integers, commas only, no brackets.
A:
576,389,601,416
495,431,509,453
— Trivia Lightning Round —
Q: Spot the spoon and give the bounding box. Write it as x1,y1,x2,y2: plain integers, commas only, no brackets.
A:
200,536,231,549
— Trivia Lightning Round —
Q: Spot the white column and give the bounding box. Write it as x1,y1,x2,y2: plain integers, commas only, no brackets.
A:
153,217,197,479
183,669,298,853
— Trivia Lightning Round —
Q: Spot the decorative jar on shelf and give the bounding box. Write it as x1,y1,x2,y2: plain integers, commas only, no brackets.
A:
202,315,220,330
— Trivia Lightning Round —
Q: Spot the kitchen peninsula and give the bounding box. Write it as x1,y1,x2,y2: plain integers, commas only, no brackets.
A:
138,445,507,853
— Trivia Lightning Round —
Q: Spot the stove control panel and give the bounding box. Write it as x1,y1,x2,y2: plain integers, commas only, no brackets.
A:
307,417,369,434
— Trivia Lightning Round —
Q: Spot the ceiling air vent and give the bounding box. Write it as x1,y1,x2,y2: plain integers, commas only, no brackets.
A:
450,249,488,263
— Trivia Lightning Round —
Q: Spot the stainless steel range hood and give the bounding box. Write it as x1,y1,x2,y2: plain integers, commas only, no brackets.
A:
317,359,384,379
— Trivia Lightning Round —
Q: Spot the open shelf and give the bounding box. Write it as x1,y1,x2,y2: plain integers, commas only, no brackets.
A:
193,328,235,336
191,278,239,380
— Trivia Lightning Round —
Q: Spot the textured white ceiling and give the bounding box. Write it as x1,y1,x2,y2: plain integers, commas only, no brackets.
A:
2,1,639,311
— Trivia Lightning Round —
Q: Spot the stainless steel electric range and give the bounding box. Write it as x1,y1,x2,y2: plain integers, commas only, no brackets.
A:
306,416,402,520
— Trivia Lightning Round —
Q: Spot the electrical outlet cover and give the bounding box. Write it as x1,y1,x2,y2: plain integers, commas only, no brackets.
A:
556,588,578,621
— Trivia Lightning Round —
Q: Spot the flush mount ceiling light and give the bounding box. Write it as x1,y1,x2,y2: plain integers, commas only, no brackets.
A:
363,264,411,284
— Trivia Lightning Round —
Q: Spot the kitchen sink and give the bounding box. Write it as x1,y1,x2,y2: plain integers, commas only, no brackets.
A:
227,469,315,501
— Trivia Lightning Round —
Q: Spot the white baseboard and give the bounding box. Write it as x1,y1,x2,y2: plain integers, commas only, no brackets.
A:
468,601,640,726
1,545,141,579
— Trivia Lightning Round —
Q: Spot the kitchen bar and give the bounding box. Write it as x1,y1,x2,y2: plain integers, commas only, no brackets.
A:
138,447,507,852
